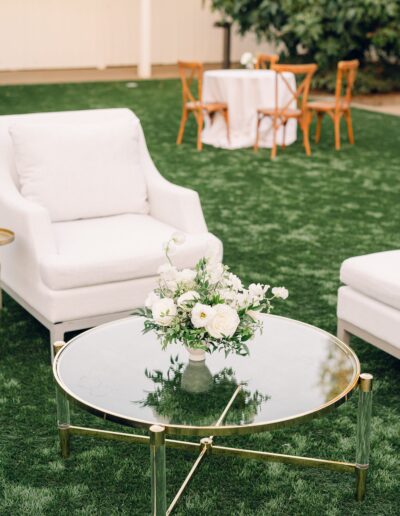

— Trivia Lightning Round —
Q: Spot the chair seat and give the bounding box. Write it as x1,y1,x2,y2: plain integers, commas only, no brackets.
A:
186,101,228,112
40,213,222,290
257,107,302,118
340,250,400,311
307,100,350,111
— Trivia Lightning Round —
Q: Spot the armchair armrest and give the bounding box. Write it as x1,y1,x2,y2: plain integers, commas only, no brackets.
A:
0,177,55,283
139,126,208,234
147,176,208,234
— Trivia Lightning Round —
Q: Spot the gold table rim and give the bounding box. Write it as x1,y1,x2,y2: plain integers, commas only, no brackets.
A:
53,314,361,437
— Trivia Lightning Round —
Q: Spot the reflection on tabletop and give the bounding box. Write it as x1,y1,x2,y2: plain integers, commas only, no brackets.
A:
135,356,269,427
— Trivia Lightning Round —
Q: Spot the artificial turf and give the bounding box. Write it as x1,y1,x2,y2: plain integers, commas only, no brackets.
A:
0,79,399,515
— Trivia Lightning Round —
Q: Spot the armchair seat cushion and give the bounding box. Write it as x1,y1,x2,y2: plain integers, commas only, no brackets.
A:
40,214,222,290
340,250,400,310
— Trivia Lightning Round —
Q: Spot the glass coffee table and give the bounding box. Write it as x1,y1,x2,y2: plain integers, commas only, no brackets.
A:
53,314,373,515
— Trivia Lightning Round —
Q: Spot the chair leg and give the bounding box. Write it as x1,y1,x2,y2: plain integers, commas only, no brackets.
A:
254,113,262,152
345,110,355,144
315,112,324,143
270,117,278,160
282,122,287,150
197,110,204,151
302,114,312,157
176,108,188,145
334,114,341,150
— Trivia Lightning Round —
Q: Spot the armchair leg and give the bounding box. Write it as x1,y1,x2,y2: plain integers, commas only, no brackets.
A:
50,324,66,362
337,319,351,345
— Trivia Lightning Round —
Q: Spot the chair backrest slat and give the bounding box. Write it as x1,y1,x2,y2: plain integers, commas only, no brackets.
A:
256,54,279,70
178,61,203,105
335,60,359,110
271,63,318,115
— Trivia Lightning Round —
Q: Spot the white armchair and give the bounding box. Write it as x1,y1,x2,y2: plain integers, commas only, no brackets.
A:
0,108,222,358
337,250,400,359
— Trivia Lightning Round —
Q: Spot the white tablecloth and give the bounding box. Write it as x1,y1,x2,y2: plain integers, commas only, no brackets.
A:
202,69,297,149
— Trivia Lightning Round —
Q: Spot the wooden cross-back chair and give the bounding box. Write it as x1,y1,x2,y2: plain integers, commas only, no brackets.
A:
254,63,317,159
176,61,229,151
255,53,279,70
308,59,359,150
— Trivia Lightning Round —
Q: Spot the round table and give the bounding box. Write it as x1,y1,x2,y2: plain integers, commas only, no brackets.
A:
53,314,373,513
0,228,15,309
202,69,298,149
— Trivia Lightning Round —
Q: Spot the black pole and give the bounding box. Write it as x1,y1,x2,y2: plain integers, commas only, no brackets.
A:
214,21,232,69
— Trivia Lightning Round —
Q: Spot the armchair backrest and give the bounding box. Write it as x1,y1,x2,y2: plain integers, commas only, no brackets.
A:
0,109,153,222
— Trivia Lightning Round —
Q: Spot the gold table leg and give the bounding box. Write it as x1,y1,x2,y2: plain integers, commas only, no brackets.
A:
54,342,70,459
150,425,167,516
355,373,373,501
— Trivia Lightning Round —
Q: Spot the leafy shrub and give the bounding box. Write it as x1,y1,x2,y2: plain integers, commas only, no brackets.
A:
210,0,400,92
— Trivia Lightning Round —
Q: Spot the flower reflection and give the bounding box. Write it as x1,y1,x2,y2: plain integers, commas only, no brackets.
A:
318,344,355,401
136,356,269,426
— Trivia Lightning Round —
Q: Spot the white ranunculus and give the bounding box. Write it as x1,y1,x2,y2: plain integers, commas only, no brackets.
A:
152,298,177,326
226,273,243,291
158,263,178,280
191,303,215,328
206,304,240,339
218,288,237,304
171,232,186,245
176,268,197,285
272,286,289,300
249,283,269,304
177,290,200,307
145,291,160,309
236,290,250,309
206,261,225,285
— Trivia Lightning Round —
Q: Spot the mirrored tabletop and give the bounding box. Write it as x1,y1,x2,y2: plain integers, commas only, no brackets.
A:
54,315,360,436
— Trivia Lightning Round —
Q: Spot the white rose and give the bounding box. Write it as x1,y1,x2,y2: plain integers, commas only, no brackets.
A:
272,286,289,300
206,304,240,339
152,298,177,326
145,291,160,309
191,303,215,328
176,268,197,285
171,232,186,245
177,290,200,307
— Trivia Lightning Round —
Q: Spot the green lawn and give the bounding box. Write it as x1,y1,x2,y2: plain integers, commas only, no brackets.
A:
0,80,399,515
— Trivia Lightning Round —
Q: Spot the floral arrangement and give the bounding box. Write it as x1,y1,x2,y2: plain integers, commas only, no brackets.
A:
240,51,256,69
135,233,288,357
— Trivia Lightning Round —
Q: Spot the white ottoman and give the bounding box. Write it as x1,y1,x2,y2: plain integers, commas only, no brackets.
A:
337,250,400,359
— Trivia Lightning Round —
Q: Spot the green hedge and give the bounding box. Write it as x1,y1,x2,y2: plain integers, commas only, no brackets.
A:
210,0,400,93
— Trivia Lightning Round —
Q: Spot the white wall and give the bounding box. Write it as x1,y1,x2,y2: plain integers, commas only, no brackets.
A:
0,0,274,71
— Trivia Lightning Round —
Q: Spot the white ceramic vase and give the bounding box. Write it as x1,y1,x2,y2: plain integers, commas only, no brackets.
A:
185,346,206,362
